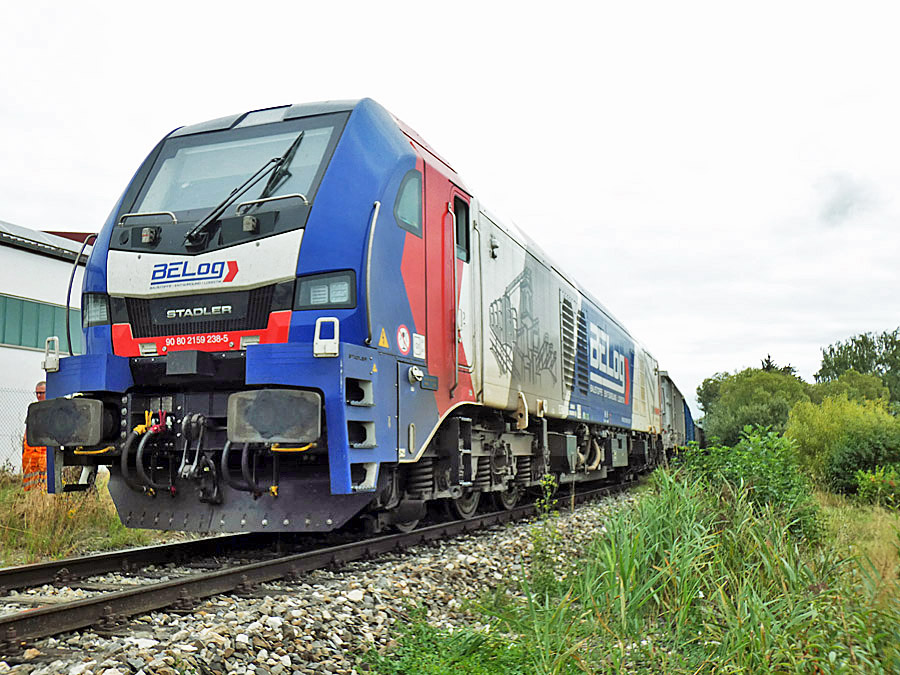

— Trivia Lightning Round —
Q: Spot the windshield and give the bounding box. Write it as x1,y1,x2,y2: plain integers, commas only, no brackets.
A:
132,116,343,223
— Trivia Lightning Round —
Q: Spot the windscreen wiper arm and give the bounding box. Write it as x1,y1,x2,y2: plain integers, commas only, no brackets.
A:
257,131,304,201
182,158,278,246
183,131,305,247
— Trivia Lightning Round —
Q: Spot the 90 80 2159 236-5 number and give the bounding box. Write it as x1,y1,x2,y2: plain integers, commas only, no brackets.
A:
164,333,230,347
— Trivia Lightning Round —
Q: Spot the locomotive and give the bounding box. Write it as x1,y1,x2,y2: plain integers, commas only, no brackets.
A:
26,99,693,533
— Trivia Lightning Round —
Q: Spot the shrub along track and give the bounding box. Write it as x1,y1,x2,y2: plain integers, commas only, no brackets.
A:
0,481,632,654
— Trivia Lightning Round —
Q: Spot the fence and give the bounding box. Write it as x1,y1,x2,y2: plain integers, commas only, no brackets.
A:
0,387,34,475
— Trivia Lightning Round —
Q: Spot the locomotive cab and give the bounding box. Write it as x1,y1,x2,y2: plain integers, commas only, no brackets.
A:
27,99,482,532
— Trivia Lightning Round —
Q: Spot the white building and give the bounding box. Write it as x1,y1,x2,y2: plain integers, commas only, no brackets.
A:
0,219,89,472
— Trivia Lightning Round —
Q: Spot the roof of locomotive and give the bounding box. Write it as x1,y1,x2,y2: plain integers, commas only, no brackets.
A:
168,100,362,138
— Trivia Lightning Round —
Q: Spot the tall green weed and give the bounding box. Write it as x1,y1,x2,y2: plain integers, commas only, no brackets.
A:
477,470,900,673
529,474,564,597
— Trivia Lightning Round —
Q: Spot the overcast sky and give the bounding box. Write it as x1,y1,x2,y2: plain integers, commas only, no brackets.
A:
2,1,898,414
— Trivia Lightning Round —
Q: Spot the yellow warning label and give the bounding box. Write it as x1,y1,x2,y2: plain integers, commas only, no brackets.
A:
372,364,378,373
378,328,389,348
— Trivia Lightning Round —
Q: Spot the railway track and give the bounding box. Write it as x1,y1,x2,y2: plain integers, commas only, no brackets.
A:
0,533,273,594
0,481,632,654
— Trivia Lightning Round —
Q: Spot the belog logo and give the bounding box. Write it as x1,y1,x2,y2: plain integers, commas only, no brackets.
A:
150,260,239,286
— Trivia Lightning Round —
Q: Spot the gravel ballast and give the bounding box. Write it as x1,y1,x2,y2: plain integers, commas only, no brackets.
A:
0,492,635,675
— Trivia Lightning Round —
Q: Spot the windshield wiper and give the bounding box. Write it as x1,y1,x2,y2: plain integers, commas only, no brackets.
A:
182,158,278,246
257,131,304,201
183,131,305,247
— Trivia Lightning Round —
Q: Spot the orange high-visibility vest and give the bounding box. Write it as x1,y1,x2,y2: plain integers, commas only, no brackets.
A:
22,439,47,492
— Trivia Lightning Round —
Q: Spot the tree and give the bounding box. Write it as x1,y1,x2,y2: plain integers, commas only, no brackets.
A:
701,368,810,446
696,372,729,415
816,329,900,401
760,354,797,376
760,354,779,372
809,369,889,405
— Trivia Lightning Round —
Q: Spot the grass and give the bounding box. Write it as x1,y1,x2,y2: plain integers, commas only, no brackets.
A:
0,469,155,565
818,490,900,601
363,606,529,675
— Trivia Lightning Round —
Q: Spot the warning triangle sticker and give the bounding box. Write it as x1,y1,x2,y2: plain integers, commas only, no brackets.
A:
378,328,390,348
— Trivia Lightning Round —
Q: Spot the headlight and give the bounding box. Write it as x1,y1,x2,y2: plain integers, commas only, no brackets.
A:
82,293,110,328
294,271,356,310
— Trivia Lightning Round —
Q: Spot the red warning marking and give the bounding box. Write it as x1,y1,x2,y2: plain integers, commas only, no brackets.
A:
397,325,411,355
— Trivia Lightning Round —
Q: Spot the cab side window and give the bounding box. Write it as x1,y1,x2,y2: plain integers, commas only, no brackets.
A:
454,196,470,262
394,170,423,237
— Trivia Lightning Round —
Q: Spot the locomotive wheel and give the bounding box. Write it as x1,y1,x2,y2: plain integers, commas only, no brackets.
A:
445,490,481,519
494,484,520,510
393,519,420,533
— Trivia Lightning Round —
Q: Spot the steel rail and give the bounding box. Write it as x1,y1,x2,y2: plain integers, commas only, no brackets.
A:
0,482,632,648
0,533,269,594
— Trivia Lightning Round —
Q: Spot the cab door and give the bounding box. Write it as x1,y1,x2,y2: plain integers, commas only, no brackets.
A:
423,166,477,409
454,195,480,395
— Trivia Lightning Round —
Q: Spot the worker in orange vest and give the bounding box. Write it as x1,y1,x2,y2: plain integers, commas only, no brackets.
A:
23,381,47,492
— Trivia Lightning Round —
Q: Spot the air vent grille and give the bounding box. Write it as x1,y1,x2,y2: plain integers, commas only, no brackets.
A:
575,310,589,395
560,296,576,391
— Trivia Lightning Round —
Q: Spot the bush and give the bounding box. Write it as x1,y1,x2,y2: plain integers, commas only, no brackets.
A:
677,426,821,540
786,395,900,491
856,464,900,508
826,424,900,494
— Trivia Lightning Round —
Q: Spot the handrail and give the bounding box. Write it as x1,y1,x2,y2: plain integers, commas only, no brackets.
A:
364,201,381,345
235,193,309,214
448,202,459,398
117,211,178,226
65,233,98,357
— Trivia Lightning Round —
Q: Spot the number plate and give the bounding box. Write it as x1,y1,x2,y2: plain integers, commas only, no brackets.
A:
163,332,233,348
